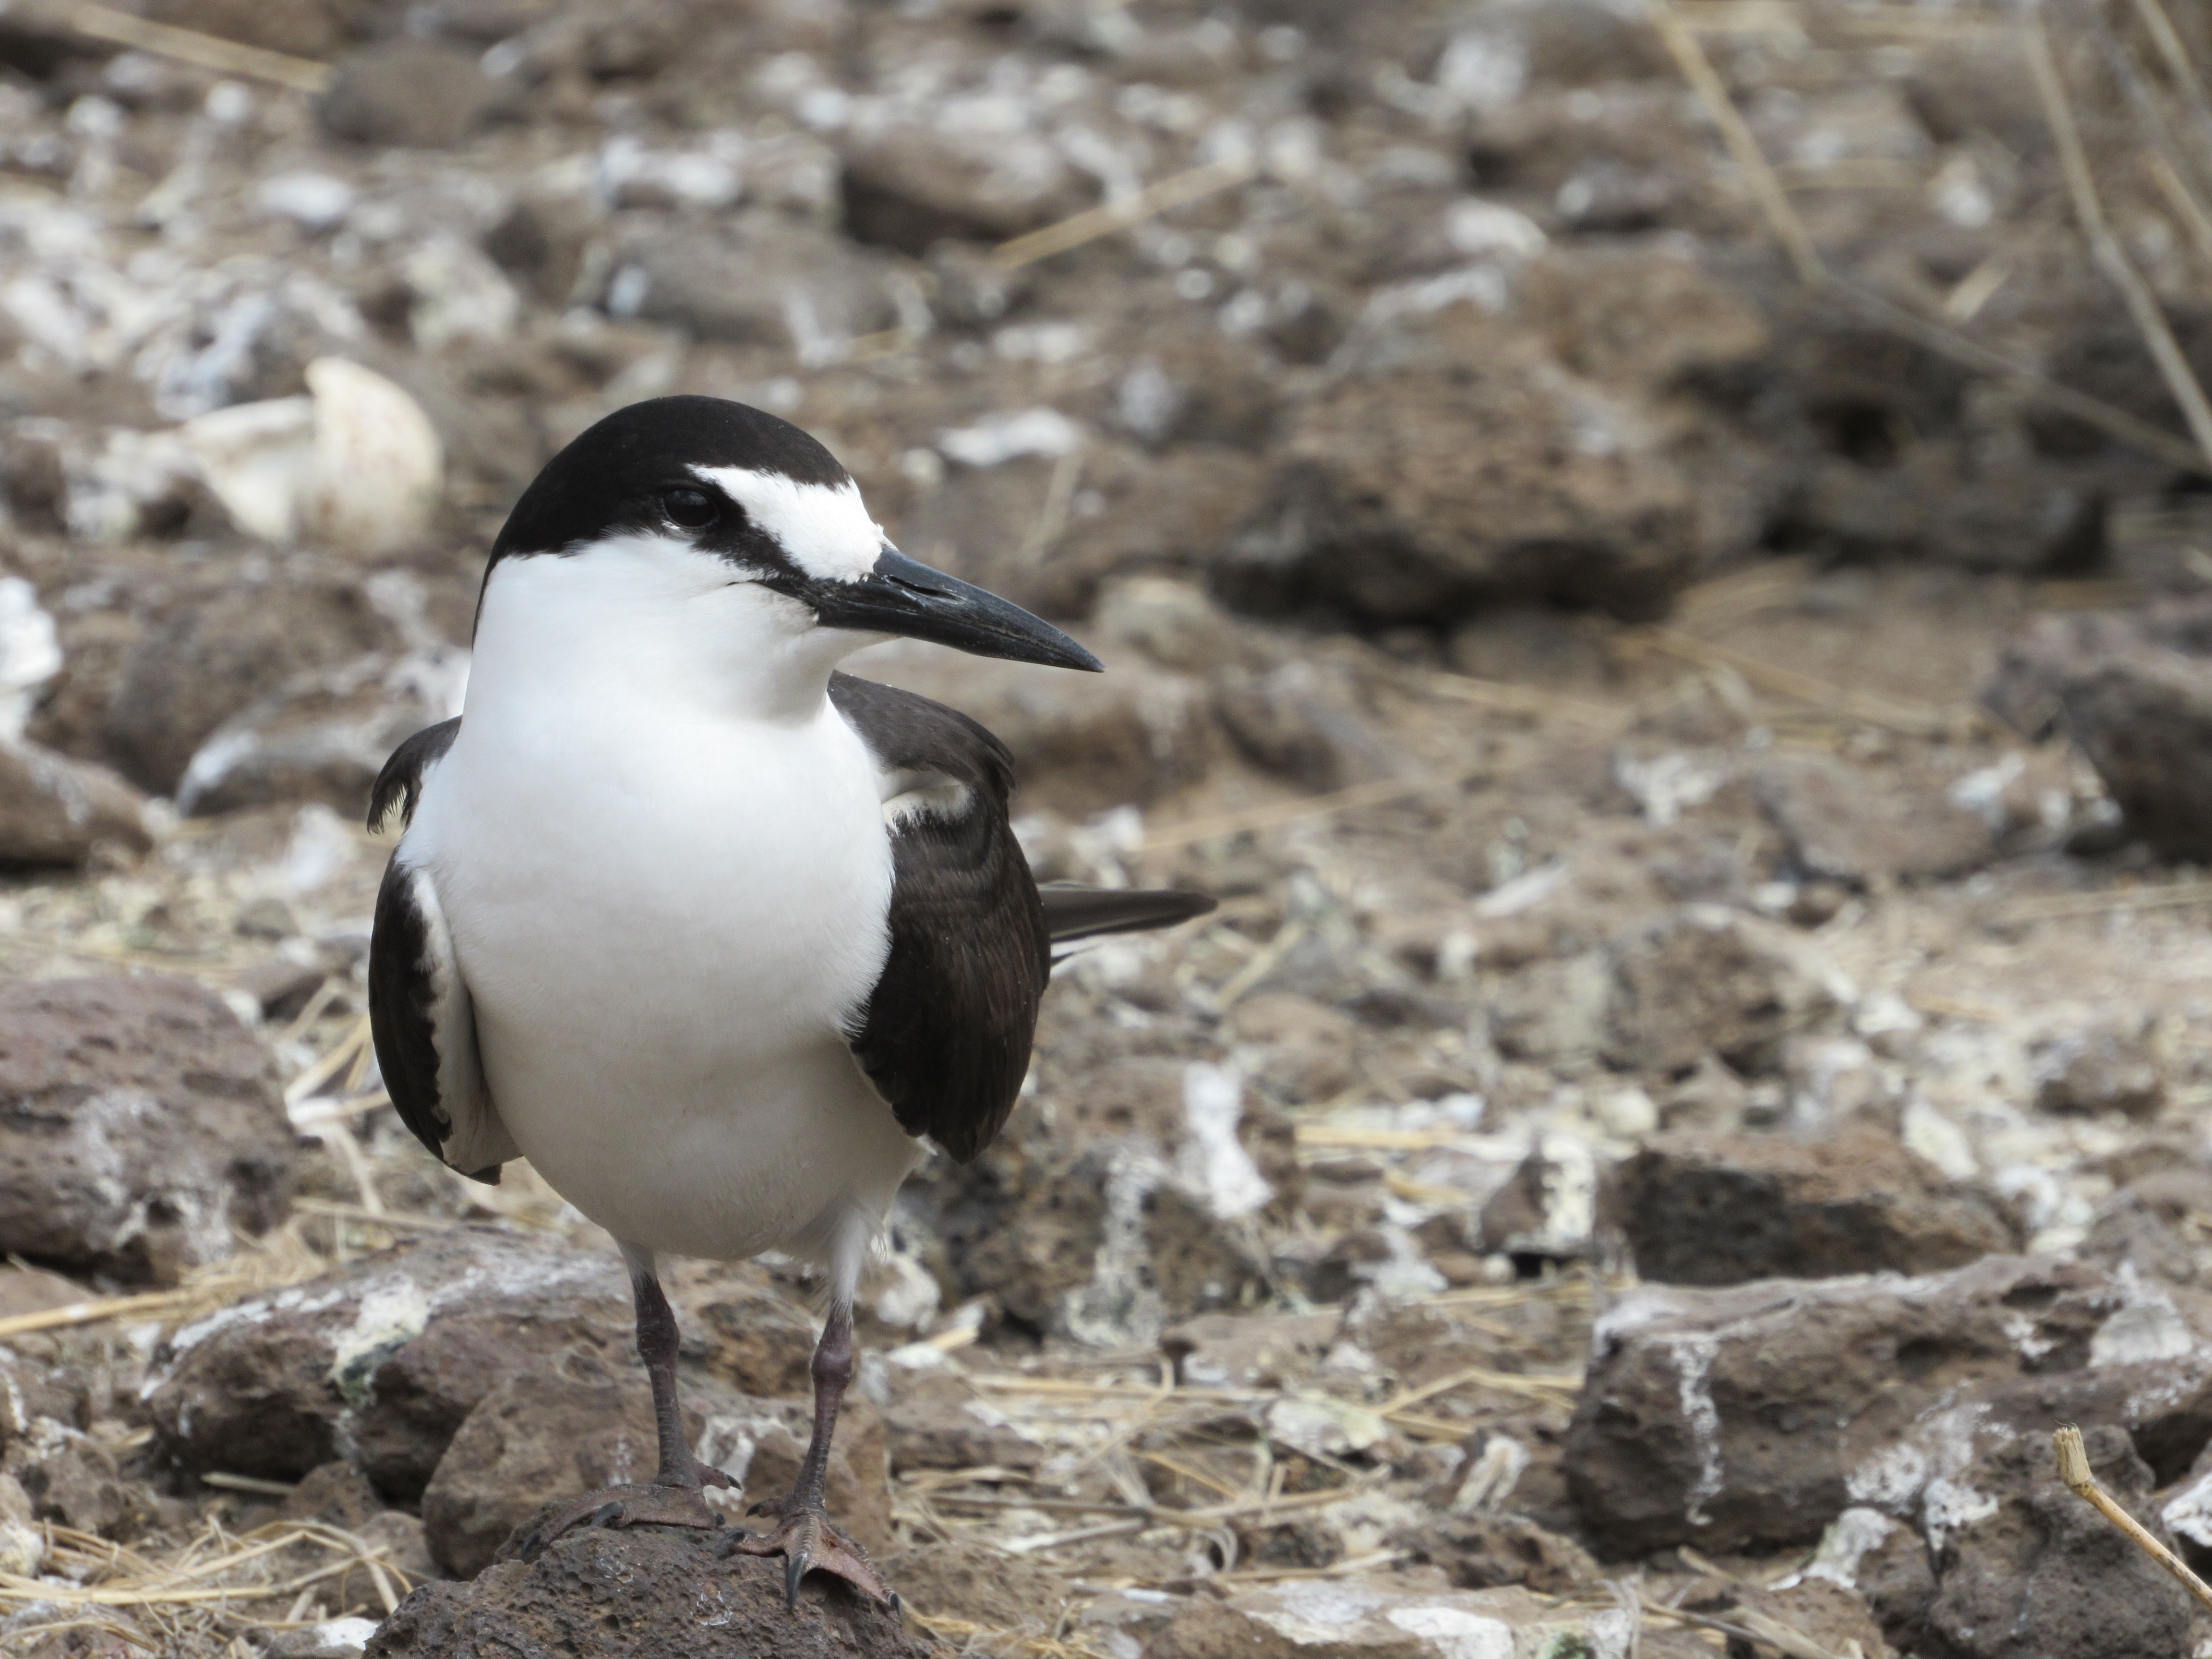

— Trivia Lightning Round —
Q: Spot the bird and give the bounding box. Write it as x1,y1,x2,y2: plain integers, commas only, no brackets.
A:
364,395,1214,1610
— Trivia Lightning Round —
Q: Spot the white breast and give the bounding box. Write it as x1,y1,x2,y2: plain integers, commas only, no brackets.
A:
401,545,923,1268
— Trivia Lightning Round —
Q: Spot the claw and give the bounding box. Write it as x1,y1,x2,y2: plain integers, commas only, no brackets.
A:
784,1549,808,1611
588,1501,625,1529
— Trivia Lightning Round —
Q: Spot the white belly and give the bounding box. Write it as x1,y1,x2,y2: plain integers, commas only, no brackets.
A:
405,690,922,1265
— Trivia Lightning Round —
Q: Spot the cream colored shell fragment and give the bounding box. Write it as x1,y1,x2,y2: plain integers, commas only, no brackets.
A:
299,357,444,556
176,357,443,556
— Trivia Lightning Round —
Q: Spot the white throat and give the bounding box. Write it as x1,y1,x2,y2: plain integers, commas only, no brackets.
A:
469,533,873,728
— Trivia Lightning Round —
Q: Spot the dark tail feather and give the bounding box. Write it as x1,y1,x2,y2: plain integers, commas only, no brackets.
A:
1040,882,1216,943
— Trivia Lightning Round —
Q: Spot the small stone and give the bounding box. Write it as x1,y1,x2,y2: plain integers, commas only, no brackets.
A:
318,43,499,149
0,737,151,868
1387,1512,1600,1593
0,975,293,1283
2061,654,2212,860
1751,751,1997,885
1612,1128,2020,1285
1602,904,1852,1076
879,1366,1044,1473
2031,1018,2168,1120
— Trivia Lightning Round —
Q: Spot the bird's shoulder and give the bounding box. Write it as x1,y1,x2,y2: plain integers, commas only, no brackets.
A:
827,673,1014,809
368,716,461,833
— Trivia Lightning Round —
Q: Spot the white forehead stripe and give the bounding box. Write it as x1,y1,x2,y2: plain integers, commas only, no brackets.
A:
689,464,883,583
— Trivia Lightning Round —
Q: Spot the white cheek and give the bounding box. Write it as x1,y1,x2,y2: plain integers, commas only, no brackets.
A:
690,465,882,583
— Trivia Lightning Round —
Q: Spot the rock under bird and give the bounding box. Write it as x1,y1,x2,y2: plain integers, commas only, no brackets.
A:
364,396,1213,1608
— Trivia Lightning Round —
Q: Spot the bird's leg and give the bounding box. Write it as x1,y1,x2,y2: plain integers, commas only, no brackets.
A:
633,1264,737,1493
519,1244,734,1556
734,1297,893,1609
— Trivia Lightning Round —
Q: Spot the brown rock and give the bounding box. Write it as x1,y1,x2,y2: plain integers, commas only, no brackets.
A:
175,652,463,820
616,217,901,347
144,1229,631,1496
0,738,150,867
2031,1017,2168,1120
1387,1513,1599,1594
93,569,403,796
874,1536,1070,1630
840,115,1086,255
664,1262,817,1398
2061,653,2212,860
318,42,500,149
420,1366,683,1580
367,1525,929,1659
0,974,294,1283
1613,1129,2020,1285
1160,1310,1337,1391
1213,660,1413,793
1601,904,1851,1076
1214,310,1701,625
1928,1426,2189,1659
1750,751,1997,885
879,1366,1043,1474
1563,1255,2212,1556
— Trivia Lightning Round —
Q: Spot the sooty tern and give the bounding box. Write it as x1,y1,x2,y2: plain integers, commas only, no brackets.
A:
365,396,1213,1609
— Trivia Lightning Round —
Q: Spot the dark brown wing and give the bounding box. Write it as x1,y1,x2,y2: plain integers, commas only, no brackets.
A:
1039,883,1215,945
365,722,517,1183
830,673,1049,1164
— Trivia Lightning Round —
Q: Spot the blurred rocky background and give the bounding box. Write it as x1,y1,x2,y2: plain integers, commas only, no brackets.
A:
5,0,2212,1654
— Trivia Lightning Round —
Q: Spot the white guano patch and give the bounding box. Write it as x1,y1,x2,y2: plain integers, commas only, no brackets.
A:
2091,1274,2200,1368
1178,1063,1271,1220
688,463,884,582
1846,1441,1927,1510
2164,1467,2212,1550
1669,1335,1725,1527
326,1280,432,1406
1801,1505,1903,1588
1383,1605,1516,1659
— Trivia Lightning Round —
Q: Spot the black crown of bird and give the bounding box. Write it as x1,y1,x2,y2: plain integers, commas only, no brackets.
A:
365,395,1214,1611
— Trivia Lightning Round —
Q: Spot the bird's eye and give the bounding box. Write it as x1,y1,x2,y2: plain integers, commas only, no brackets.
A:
661,487,718,530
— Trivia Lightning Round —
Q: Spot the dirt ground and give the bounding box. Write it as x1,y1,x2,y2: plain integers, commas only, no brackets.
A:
7,1,2212,1656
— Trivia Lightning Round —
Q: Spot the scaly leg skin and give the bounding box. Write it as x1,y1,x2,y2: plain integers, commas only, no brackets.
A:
520,1244,736,1557
733,1298,896,1611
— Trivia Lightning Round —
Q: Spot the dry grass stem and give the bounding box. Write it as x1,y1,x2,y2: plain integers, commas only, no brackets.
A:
2131,0,2212,130
2147,150,2212,276
1635,627,1973,737
1644,0,1823,282
1996,878,2212,922
42,1,332,92
992,156,1257,269
2028,11,2212,469
2053,1425,2212,1611
1651,0,2212,473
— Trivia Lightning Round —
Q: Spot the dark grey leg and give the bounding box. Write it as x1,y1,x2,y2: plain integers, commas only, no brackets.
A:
736,1297,892,1609
518,1244,727,1556
629,1253,732,1491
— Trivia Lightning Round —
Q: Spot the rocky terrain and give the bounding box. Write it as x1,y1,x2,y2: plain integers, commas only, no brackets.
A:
6,0,2212,1654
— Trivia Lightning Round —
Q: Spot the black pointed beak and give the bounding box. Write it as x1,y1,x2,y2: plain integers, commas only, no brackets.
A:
781,546,1102,672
